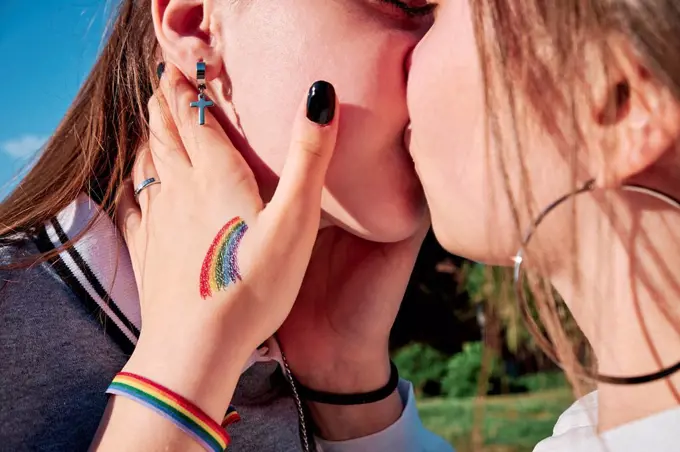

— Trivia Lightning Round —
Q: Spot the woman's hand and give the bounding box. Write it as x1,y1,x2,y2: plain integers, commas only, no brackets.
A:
277,222,429,440
94,64,338,451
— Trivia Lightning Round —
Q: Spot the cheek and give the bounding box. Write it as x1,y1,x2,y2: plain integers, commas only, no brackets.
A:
220,19,407,166
407,3,518,263
216,3,425,241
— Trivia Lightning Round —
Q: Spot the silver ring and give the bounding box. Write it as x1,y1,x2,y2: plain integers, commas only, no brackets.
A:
134,177,161,198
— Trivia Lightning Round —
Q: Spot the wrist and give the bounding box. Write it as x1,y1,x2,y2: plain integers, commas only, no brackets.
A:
295,355,404,441
123,329,253,422
295,352,392,394
296,360,399,406
308,391,403,441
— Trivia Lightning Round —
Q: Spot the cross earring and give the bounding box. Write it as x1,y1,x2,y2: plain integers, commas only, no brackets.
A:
190,60,214,126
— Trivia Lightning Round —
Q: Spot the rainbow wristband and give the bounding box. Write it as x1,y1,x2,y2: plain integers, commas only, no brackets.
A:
222,405,241,427
106,372,230,452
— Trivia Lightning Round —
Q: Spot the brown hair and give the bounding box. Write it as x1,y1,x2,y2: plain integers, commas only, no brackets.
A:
471,0,680,390
0,0,156,264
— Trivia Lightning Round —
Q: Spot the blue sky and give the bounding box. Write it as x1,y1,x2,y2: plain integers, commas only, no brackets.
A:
0,1,109,198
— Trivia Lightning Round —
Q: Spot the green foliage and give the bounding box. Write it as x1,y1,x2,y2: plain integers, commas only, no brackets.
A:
460,262,587,360
441,342,502,398
418,389,574,452
395,340,569,400
513,372,567,393
461,261,487,303
460,262,530,354
392,343,449,392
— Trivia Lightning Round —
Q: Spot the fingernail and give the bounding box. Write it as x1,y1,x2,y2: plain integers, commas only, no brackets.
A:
156,62,165,79
306,81,336,125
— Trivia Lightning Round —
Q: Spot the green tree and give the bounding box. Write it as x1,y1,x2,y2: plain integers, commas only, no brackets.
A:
392,343,449,393
441,341,502,398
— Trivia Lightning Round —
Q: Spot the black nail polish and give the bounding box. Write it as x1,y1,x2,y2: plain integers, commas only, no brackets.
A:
306,81,336,125
156,62,165,79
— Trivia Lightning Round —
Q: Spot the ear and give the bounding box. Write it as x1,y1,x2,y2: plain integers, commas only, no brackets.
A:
591,37,680,188
151,0,222,82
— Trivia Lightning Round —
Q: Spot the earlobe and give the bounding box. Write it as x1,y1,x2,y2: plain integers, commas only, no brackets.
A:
151,0,222,82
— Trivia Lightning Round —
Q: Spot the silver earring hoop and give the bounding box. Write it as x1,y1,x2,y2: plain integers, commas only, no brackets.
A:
189,60,214,126
513,179,680,385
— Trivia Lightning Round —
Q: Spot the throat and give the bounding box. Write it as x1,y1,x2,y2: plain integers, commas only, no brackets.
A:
595,293,680,431
552,263,680,432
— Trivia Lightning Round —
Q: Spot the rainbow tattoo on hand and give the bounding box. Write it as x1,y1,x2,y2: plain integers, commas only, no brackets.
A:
200,217,248,299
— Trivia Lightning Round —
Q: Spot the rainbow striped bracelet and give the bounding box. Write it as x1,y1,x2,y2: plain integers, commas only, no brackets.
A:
106,372,231,452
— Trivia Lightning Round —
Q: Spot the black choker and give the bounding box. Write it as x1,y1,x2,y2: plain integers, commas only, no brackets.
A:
295,361,399,405
596,360,680,385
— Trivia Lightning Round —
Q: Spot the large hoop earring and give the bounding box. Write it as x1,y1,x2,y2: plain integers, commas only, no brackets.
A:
513,179,680,385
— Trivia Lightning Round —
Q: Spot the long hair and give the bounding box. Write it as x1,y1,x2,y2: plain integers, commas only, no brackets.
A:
0,0,156,267
471,0,680,391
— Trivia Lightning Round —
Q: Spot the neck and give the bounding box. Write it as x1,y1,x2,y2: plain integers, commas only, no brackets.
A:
547,188,680,431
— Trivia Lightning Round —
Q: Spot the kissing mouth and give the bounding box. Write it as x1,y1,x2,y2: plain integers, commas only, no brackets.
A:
403,121,413,152
400,121,425,206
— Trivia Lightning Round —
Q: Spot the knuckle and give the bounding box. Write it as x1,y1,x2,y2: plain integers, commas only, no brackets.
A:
165,72,184,97
133,152,155,182
147,97,169,137
160,79,191,119
294,137,325,159
232,168,257,192
147,94,161,117
177,90,195,118
131,158,144,184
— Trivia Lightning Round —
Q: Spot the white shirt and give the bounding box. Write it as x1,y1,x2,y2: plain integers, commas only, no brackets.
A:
317,380,452,452
534,391,680,451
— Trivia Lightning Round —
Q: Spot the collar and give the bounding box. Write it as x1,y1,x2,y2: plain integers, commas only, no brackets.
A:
535,390,680,452
35,193,279,371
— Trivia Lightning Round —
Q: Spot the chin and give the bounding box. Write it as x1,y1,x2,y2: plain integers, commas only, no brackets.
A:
323,192,428,243
360,208,427,243
430,211,517,267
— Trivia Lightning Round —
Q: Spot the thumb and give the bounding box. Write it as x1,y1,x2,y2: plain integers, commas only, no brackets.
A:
268,81,339,221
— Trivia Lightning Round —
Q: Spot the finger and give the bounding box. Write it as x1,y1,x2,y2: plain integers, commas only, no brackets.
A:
148,90,191,174
132,143,161,214
268,81,339,221
115,179,141,246
159,63,245,172
115,179,146,290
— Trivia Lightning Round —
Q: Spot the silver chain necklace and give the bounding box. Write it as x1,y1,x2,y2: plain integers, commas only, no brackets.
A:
280,351,311,452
